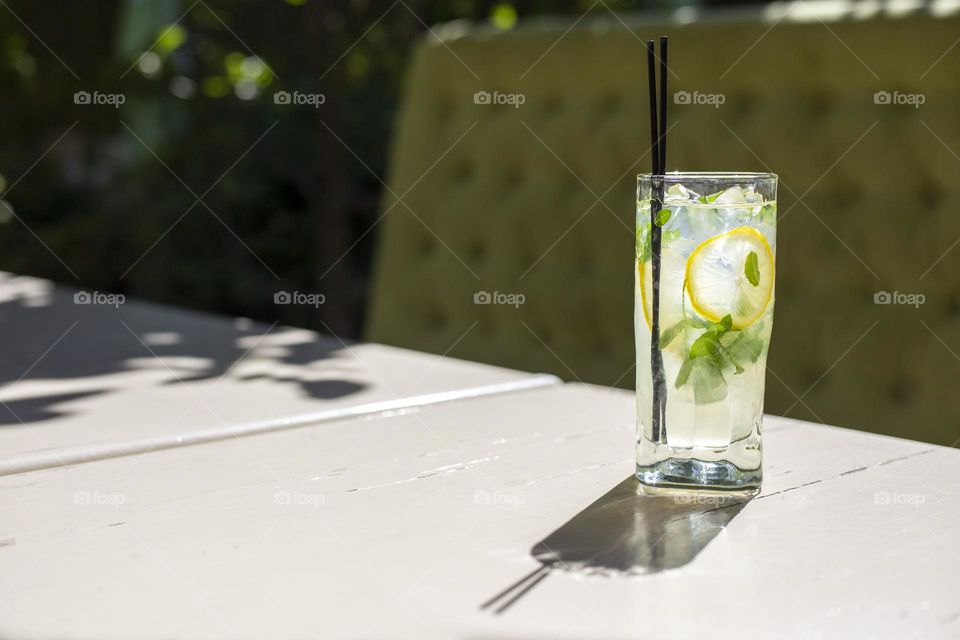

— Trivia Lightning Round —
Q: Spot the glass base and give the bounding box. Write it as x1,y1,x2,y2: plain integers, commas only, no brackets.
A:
635,458,761,496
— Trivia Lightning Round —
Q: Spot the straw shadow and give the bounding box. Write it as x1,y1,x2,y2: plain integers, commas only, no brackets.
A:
483,476,750,614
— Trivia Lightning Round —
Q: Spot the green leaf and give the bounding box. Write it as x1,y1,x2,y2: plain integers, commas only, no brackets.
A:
674,316,763,399
704,314,733,335
719,330,740,348
673,317,770,399
716,339,745,374
689,331,722,360
675,358,694,388
690,359,727,403
745,251,760,287
654,208,672,227
725,330,765,365
760,203,776,225
697,191,724,204
713,341,737,371
658,319,688,350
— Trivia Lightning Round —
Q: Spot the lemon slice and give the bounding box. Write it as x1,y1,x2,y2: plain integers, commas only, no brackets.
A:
637,258,652,330
685,227,774,329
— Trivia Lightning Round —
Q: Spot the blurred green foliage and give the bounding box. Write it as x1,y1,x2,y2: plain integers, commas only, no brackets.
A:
0,0,684,336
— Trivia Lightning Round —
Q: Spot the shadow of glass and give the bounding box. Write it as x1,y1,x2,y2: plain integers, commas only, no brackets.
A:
531,476,750,575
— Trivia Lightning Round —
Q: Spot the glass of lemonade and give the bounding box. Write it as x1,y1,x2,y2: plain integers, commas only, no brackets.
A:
635,172,777,495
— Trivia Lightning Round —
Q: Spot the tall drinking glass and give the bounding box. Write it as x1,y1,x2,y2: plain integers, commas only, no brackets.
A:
635,173,777,495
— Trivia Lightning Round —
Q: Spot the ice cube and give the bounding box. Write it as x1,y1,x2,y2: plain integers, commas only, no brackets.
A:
741,186,764,204
665,183,701,203
712,186,748,205
666,183,686,197
665,184,690,202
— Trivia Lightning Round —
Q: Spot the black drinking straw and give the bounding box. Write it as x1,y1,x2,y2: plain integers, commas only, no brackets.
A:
647,38,668,443
658,36,668,173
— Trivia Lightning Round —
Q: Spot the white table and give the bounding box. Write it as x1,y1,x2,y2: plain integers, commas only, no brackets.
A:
0,273,556,475
1,276,957,638
1,374,958,639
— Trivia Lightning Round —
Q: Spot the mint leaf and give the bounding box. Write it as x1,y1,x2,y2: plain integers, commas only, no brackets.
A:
713,341,739,373
718,341,745,374
675,345,729,401
697,191,723,204
673,315,761,399
745,251,760,287
689,331,722,361
690,359,727,403
654,208,672,227
760,203,776,225
703,315,733,336
675,359,694,388
719,331,739,348
658,319,688,350
695,333,735,380
725,330,764,365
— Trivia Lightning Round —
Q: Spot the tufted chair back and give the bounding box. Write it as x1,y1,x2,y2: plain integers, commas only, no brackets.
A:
366,2,960,446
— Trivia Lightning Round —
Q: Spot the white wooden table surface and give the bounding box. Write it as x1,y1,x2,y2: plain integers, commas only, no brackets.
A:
0,273,555,475
1,377,958,639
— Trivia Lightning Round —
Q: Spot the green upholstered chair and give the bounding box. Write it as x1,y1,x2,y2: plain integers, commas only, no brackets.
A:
366,3,960,446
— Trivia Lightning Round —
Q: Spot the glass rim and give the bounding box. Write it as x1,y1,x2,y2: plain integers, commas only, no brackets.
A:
637,171,777,181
